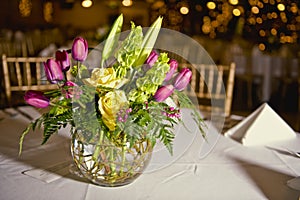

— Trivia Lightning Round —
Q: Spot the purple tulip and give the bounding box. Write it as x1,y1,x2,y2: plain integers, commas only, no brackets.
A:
164,59,178,82
145,50,159,67
44,58,64,84
24,90,50,108
55,50,70,72
62,81,77,99
71,37,88,61
154,84,174,102
173,68,192,91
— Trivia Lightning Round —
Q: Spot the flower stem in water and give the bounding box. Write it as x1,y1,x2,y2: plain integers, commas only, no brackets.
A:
92,129,104,161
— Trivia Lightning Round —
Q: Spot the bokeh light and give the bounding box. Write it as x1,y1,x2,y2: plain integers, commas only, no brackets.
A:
277,3,285,11
207,2,216,10
122,0,133,7
19,0,32,17
81,0,93,8
233,8,241,16
180,6,189,15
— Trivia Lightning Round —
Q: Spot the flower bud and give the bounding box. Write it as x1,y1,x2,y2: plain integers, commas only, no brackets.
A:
44,58,64,84
55,50,70,72
71,37,88,61
62,81,77,99
173,68,192,91
153,85,174,102
24,90,50,108
164,59,178,82
143,50,159,71
145,50,159,66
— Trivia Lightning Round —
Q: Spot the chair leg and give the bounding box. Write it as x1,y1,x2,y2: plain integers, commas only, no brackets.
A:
298,79,300,113
280,82,286,111
5,90,12,108
247,80,252,109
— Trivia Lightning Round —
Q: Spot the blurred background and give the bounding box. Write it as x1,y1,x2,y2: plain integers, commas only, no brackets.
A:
0,0,299,130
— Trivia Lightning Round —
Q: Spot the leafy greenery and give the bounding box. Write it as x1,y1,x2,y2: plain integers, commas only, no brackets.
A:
128,53,170,103
19,96,73,155
115,22,143,77
174,90,206,139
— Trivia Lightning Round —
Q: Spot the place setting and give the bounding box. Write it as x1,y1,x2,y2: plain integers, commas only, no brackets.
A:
223,102,300,192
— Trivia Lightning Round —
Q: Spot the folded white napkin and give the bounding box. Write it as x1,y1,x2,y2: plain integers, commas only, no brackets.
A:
287,177,300,191
225,103,296,146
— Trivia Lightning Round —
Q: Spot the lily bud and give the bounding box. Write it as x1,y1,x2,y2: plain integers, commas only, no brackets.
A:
71,37,88,61
164,59,178,82
55,50,70,72
24,90,50,108
173,68,192,91
154,84,174,102
44,58,64,84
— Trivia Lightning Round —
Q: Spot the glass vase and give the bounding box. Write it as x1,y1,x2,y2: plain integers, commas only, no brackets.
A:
70,129,153,187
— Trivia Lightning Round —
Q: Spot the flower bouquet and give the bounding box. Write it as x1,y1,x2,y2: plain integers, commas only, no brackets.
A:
20,14,205,186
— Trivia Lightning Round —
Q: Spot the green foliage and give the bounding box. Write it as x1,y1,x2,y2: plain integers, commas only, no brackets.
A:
128,53,170,103
174,90,206,138
41,110,73,144
71,64,89,79
114,100,180,154
19,100,73,155
115,22,143,78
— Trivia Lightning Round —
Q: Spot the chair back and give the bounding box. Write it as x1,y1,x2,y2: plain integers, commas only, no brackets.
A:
183,62,236,117
2,54,58,106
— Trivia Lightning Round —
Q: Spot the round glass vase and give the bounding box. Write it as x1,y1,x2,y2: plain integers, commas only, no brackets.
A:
70,129,153,187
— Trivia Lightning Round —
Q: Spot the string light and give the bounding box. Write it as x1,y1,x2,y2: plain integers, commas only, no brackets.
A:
277,3,285,11
258,43,266,51
256,17,263,24
259,29,266,37
232,8,241,16
122,0,133,7
19,0,32,17
81,0,93,8
43,1,53,22
251,6,259,14
271,28,277,35
229,0,239,6
180,6,189,15
207,2,216,10
148,0,300,49
290,3,298,13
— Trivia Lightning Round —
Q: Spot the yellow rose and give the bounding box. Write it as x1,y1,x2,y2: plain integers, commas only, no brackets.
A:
98,90,128,131
83,68,127,88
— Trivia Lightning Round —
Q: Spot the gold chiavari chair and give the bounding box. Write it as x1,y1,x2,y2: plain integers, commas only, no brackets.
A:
2,54,58,107
183,62,236,118
182,62,236,133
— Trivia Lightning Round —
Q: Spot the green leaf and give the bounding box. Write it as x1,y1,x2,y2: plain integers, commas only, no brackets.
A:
19,123,32,155
158,127,175,155
174,90,207,139
101,14,123,67
19,116,46,155
134,16,163,67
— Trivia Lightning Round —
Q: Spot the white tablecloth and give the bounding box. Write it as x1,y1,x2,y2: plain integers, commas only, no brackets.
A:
0,107,300,199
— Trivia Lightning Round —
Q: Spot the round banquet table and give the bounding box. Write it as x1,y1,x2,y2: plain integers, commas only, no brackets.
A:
0,106,299,200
